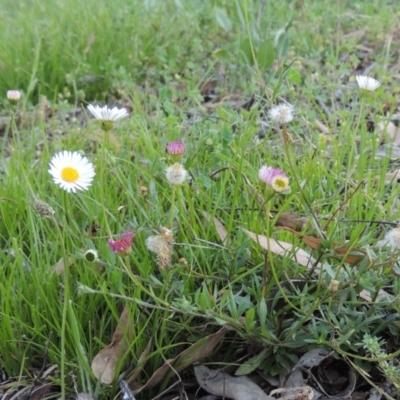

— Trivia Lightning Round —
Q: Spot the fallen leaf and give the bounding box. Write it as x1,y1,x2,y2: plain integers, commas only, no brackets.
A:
314,119,330,135
203,211,229,245
194,365,273,400
28,382,53,400
54,256,75,275
276,212,309,232
358,289,393,302
92,306,132,384
276,227,370,266
376,120,400,145
378,169,400,184
243,229,320,270
286,349,357,399
132,327,227,394
270,386,314,400
77,394,94,400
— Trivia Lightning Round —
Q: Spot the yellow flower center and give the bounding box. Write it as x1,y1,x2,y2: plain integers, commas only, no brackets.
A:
272,177,289,192
61,166,79,182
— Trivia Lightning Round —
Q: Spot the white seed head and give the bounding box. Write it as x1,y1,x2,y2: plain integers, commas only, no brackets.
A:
268,103,295,124
165,163,188,185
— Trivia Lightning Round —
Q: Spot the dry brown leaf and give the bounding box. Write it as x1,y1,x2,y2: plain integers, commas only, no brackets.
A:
28,383,53,400
276,227,370,266
359,289,393,302
92,306,132,384
54,256,75,275
270,386,313,400
124,338,152,385
378,169,400,184
243,229,319,270
276,212,309,232
194,365,273,400
203,211,229,245
315,119,330,135
77,394,94,400
376,121,400,145
132,327,227,394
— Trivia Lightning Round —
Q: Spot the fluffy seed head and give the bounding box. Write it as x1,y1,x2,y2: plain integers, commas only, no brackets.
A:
145,228,175,269
268,103,294,125
33,199,55,218
384,228,400,250
165,163,188,185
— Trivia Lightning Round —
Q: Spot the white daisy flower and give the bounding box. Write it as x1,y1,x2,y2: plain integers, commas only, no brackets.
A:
87,104,129,131
268,103,295,125
355,75,381,92
48,151,95,193
165,163,188,185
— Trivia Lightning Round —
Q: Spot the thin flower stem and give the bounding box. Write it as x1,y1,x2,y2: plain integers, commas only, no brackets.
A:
169,185,177,228
99,132,112,236
281,124,326,239
53,193,70,400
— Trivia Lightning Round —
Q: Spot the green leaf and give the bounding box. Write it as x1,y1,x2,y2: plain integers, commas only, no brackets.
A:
258,298,267,327
215,7,232,32
276,32,290,57
245,308,255,327
257,39,275,69
286,68,302,84
235,348,269,376
234,0,246,27
239,38,254,65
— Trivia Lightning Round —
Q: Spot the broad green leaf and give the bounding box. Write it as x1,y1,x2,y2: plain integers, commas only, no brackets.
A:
276,32,290,57
257,39,275,69
239,38,254,65
245,308,255,327
234,0,246,27
287,68,302,84
215,7,232,32
235,348,269,376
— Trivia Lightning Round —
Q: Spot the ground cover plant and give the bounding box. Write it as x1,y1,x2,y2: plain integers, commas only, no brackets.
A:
1,0,400,399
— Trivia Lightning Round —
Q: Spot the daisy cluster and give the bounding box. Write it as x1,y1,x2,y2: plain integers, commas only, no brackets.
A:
37,73,382,266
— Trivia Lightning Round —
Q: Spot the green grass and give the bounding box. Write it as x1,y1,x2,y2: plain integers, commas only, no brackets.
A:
1,0,400,398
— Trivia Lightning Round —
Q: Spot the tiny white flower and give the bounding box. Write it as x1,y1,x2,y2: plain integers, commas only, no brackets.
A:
87,104,129,121
87,104,128,130
48,151,95,193
355,75,381,92
165,163,188,185
268,103,294,124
